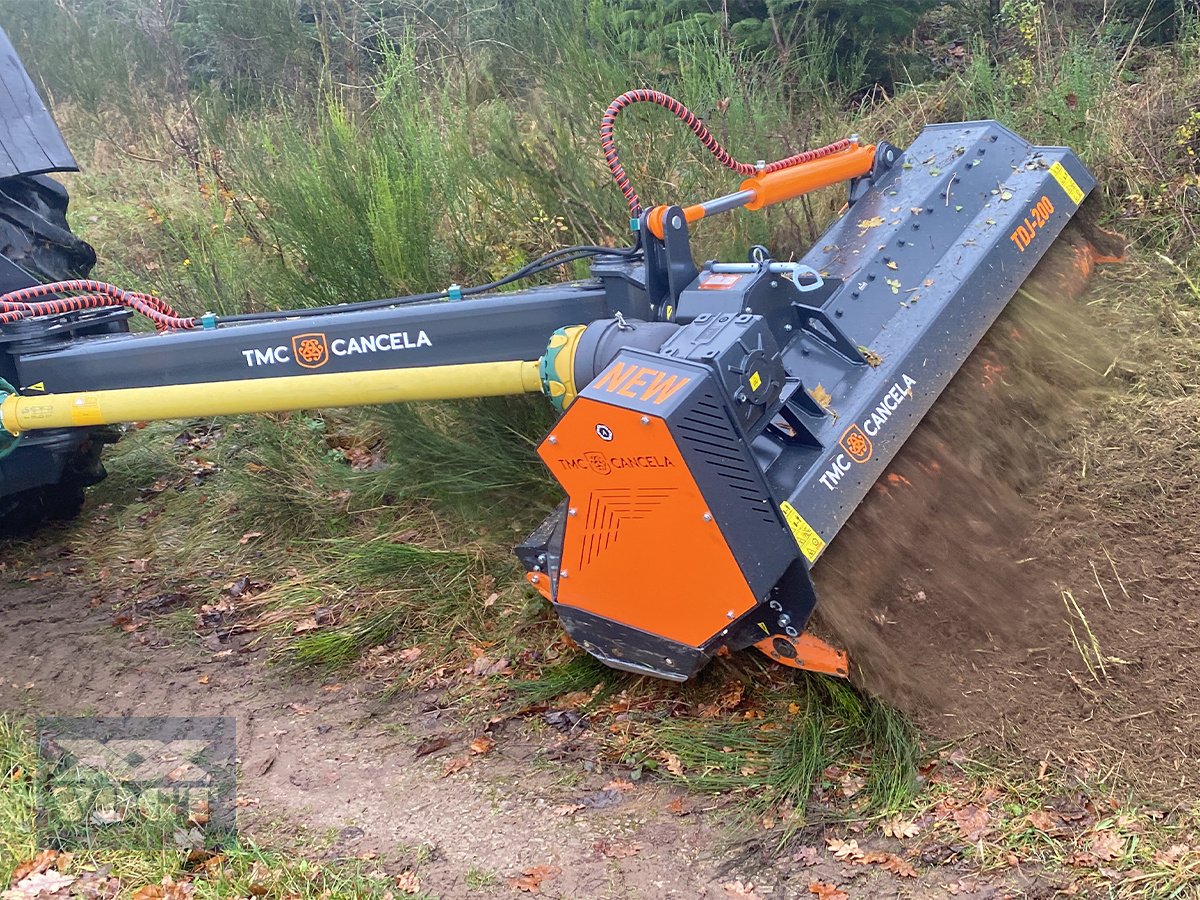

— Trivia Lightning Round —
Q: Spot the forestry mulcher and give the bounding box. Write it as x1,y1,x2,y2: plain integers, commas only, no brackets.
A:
0,30,1118,681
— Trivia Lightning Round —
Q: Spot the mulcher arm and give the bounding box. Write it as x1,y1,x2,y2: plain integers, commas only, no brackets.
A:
0,115,1099,680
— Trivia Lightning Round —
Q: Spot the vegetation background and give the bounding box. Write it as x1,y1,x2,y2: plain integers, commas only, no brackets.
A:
1,0,1198,895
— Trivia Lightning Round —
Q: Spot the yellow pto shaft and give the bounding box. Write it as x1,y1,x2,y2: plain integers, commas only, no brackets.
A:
0,360,543,435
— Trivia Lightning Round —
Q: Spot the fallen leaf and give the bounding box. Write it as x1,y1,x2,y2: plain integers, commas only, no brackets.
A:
825,838,863,862
238,531,264,545
441,755,472,777
879,854,917,877
287,703,315,716
469,735,495,756
292,617,319,634
1024,810,1056,832
553,804,585,817
1089,830,1125,861
858,216,885,231
603,778,635,793
666,797,688,816
9,850,58,885
659,751,684,777
394,871,420,895
883,816,920,839
484,592,499,608
953,804,991,841
397,646,423,664
791,846,819,867
809,882,848,900
197,675,210,685
594,839,641,859
414,735,454,758
1153,843,1191,866
507,864,560,893
3,870,76,899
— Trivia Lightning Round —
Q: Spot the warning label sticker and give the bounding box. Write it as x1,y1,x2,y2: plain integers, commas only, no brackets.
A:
1048,161,1084,206
779,501,826,564
699,273,744,290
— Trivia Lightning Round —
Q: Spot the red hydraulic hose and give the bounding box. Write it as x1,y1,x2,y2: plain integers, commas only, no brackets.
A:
599,89,853,218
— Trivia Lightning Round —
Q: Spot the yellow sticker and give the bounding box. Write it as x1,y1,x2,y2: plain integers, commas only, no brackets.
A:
69,396,103,426
27,382,44,392
749,371,762,391
1048,161,1084,206
779,501,826,564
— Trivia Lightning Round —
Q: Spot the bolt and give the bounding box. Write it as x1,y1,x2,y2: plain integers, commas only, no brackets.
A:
778,614,792,627
785,626,799,637
671,214,683,230
640,415,650,425
834,309,844,318
531,574,539,583
664,658,674,666
548,435,558,444
726,610,735,619
885,148,895,163
537,553,547,564
770,280,778,288
744,306,752,313
784,323,793,332
568,507,577,517
561,570,569,578
533,565,541,572
702,512,713,522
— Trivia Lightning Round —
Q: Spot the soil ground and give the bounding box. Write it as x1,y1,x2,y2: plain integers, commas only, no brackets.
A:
0,576,1055,899
815,241,1200,797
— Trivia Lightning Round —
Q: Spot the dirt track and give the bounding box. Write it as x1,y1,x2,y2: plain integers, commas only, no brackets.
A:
2,570,1061,899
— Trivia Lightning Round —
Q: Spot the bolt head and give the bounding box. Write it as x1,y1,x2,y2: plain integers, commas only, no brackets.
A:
561,570,569,578
702,512,713,522
671,215,683,230
531,574,539,583
726,610,735,619
640,415,650,425
548,435,558,444
568,507,577,516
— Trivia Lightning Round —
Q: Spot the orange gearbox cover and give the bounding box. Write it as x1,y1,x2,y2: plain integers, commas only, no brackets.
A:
538,398,758,648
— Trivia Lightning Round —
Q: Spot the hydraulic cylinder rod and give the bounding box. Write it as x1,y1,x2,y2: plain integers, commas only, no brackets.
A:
646,143,876,238
0,359,542,435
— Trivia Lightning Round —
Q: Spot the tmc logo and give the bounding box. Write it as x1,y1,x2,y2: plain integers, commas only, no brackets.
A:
292,332,329,369
838,424,873,464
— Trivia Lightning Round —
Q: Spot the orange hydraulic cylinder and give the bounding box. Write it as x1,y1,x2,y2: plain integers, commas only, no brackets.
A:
645,143,876,239
739,144,876,210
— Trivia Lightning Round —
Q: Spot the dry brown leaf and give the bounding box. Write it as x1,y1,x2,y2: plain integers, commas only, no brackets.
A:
791,846,819,867
507,864,560,893
825,838,863,862
394,871,420,895
469,735,495,756
483,592,499,608
603,778,635,793
1153,843,1191,866
442,755,472,777
594,840,641,859
883,816,920,839
1024,810,1056,832
953,804,991,841
9,850,58,885
553,803,585,817
3,870,76,899
666,797,688,816
292,617,319,634
879,854,917,877
809,881,848,900
659,751,684,777
197,675,210,685
287,703,315,716
1089,830,1125,861
238,531,264,545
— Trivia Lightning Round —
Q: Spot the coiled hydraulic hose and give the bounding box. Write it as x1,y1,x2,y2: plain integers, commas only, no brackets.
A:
0,279,197,330
599,89,853,218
